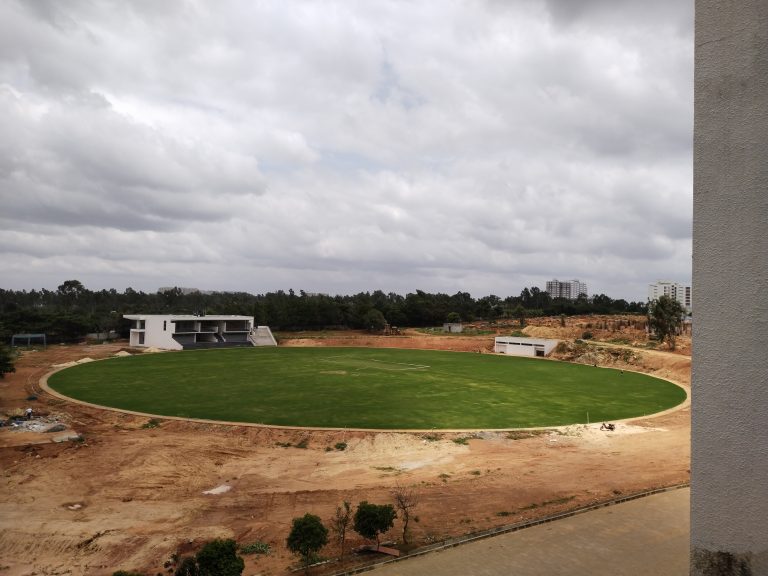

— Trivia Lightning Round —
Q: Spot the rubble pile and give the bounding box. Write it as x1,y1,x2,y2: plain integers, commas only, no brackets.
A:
4,415,69,433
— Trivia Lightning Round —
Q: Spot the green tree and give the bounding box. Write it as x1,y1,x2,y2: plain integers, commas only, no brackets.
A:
649,295,685,350
195,539,244,576
362,308,386,332
0,344,15,379
445,312,461,323
286,513,329,572
329,501,352,560
57,279,87,299
513,304,527,328
476,295,502,322
353,501,396,550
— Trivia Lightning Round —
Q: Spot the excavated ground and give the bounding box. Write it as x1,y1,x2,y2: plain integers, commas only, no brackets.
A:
0,317,690,575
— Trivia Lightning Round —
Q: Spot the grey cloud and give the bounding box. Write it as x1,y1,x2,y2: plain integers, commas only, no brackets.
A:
0,87,265,232
543,0,694,36
0,0,692,301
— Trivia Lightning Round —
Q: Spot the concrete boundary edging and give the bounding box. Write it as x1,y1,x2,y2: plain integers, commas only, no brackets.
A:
38,349,689,433
330,484,691,575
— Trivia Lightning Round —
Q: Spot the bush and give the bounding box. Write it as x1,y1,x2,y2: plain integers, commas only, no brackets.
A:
334,442,347,451
141,418,161,429
195,539,244,576
239,541,271,555
581,331,593,340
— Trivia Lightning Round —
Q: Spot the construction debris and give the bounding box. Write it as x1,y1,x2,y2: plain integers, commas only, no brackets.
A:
4,415,76,439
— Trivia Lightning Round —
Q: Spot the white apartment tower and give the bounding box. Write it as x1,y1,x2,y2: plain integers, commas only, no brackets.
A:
545,279,588,300
647,281,692,312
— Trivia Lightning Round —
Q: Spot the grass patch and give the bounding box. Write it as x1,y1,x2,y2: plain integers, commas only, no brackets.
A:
48,347,686,429
373,466,400,473
453,437,470,445
240,541,271,555
141,418,161,429
521,496,576,511
544,496,576,506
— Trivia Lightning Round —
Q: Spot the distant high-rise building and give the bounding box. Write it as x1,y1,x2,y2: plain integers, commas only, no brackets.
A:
545,279,588,300
648,280,692,312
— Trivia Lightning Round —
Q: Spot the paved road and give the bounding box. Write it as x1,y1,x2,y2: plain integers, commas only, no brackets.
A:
373,488,690,576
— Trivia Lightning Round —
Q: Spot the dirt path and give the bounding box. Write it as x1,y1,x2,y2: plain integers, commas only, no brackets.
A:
0,330,691,576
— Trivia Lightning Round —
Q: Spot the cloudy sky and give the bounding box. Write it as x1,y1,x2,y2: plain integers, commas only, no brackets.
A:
0,0,693,301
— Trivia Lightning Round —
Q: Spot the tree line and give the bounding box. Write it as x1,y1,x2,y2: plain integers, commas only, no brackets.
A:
0,280,648,344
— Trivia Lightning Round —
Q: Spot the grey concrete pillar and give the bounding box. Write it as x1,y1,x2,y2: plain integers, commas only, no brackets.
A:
692,1,768,574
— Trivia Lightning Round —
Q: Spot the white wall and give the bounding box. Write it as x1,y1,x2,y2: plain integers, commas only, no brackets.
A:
692,1,768,572
143,316,182,350
494,337,557,357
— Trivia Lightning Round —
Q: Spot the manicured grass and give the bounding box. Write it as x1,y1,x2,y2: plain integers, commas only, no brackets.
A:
48,347,686,429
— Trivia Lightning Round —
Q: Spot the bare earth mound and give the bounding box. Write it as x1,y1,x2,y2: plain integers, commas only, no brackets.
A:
0,321,690,575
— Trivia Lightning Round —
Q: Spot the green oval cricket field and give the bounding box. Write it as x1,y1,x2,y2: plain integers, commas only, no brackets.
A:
47,347,686,429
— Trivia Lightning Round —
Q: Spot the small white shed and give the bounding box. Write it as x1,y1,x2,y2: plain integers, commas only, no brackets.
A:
494,336,558,357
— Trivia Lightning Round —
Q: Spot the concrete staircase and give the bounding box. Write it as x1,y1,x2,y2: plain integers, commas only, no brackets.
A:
249,325,277,347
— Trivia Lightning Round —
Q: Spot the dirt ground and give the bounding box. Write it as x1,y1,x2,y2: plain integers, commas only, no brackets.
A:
0,319,691,576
